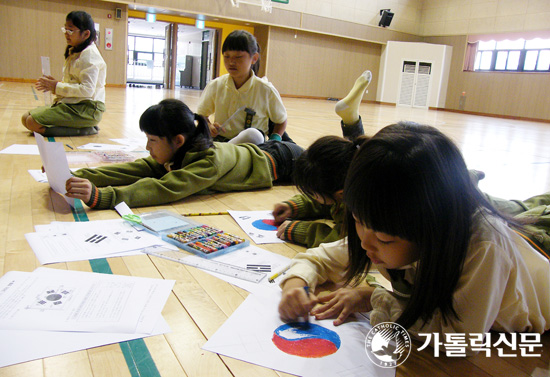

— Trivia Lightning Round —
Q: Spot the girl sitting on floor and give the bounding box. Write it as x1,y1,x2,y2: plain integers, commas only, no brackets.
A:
22,10,106,136
196,30,290,144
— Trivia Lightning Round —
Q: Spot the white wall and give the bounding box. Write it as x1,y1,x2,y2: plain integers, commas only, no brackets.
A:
377,41,452,108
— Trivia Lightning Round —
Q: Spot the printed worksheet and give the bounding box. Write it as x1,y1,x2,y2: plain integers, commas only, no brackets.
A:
0,268,174,334
228,210,285,244
26,218,176,264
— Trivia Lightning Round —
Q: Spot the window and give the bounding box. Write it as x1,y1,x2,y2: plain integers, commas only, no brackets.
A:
469,37,550,72
127,34,166,83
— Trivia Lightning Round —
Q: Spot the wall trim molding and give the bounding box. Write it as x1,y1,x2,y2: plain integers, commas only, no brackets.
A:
429,107,550,124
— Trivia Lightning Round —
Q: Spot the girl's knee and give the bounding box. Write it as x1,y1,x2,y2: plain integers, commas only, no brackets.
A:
23,115,46,134
21,112,30,126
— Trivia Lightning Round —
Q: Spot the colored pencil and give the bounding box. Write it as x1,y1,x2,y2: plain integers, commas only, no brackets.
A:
182,211,229,216
268,264,291,283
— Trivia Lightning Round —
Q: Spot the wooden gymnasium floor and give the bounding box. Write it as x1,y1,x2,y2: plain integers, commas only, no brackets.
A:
0,81,549,376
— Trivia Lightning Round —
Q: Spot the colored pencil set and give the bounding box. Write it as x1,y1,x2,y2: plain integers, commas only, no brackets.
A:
166,225,246,255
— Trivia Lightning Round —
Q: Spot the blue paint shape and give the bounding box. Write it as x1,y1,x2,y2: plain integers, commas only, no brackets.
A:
251,219,277,231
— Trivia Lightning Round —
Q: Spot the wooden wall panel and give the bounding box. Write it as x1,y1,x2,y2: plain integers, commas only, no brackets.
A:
0,0,128,86
300,13,422,44
265,28,382,100
253,25,270,79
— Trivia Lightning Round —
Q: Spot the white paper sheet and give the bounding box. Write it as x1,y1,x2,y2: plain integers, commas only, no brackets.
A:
26,219,176,264
35,132,74,207
203,289,395,377
0,316,170,368
28,169,49,183
77,143,136,151
110,137,147,149
28,168,81,183
228,210,285,244
40,56,53,105
0,144,40,155
0,268,174,335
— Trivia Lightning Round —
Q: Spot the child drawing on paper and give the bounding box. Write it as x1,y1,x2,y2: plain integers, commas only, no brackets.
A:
272,70,372,248
65,99,303,209
279,122,550,355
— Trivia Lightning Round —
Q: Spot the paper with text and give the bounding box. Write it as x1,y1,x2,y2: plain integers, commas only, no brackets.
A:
26,219,176,264
0,268,174,334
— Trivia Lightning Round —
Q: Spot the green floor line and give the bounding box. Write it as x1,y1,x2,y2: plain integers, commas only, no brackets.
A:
68,191,160,377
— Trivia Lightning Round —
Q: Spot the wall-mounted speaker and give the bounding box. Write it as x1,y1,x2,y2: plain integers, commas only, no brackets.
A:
379,10,394,28
115,8,122,20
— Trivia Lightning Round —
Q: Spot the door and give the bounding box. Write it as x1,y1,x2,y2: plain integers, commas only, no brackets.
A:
200,31,209,90
397,61,432,108
163,24,175,89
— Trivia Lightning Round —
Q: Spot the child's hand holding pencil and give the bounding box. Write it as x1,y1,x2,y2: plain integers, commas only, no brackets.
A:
278,277,318,323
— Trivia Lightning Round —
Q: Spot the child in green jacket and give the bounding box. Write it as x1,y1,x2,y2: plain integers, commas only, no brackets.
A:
272,135,368,247
272,69,373,248
65,99,303,209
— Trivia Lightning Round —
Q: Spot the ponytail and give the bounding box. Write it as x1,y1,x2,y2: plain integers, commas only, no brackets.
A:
294,135,369,201
353,135,369,150
192,113,215,151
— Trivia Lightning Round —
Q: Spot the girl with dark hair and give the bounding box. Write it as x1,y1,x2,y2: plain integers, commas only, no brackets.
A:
65,99,303,209
279,121,549,354
197,30,289,145
272,70,374,247
22,10,106,136
272,135,369,248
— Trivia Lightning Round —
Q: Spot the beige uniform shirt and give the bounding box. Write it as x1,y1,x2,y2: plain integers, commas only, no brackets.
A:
55,43,106,104
196,72,287,139
281,213,550,352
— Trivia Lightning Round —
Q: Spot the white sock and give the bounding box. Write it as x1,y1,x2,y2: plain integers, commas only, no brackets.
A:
335,70,372,125
228,128,265,145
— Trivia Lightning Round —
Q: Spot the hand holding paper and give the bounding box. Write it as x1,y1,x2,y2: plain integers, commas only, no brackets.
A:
65,176,93,203
35,133,74,207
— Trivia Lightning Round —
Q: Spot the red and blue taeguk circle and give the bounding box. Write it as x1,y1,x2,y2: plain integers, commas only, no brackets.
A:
251,219,277,231
272,322,341,358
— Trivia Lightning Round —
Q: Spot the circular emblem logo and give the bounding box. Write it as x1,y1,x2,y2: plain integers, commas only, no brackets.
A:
365,322,411,368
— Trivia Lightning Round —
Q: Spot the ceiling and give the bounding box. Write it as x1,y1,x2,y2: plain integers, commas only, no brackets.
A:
127,2,262,36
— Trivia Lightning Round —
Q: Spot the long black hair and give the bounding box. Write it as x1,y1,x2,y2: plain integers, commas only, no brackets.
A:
222,30,260,75
294,135,368,202
139,99,213,168
343,121,506,329
64,11,97,58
